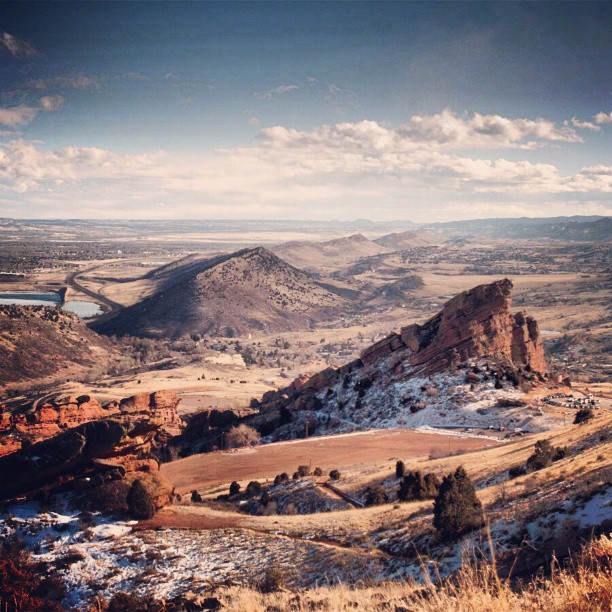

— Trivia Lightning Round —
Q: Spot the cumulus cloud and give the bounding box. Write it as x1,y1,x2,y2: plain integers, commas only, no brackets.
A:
0,32,38,58
258,111,582,153
0,106,39,127
0,96,65,127
1,110,609,219
594,111,612,125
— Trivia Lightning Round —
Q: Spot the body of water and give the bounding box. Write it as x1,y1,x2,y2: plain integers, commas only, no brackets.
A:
0,292,102,318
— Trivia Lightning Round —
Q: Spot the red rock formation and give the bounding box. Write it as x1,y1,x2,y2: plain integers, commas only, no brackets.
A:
399,279,547,375
246,279,546,421
0,390,182,457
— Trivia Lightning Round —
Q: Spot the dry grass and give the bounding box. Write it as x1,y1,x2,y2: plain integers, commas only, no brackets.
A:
215,535,612,611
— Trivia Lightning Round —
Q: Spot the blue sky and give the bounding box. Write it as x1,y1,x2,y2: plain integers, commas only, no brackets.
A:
0,1,610,221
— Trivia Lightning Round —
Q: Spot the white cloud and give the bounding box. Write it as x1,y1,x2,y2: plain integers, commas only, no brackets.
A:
0,32,38,58
248,117,260,126
0,96,65,127
0,110,609,219
255,84,300,100
39,95,65,112
0,106,39,127
594,111,612,125
570,117,600,132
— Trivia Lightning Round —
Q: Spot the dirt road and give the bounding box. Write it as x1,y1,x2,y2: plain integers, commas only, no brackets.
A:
162,429,497,493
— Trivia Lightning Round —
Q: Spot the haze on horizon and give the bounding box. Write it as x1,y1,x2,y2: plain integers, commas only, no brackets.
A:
0,1,610,222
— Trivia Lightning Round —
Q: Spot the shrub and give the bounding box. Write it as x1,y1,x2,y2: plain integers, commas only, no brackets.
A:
273,473,290,486
574,408,594,424
253,564,286,594
398,470,440,502
127,479,156,520
225,424,261,449
313,467,323,477
0,538,63,611
396,460,406,478
526,440,567,473
191,489,202,502
229,481,241,496
260,489,270,507
508,465,527,479
433,466,484,541
246,481,263,497
297,465,311,477
329,469,340,481
365,485,388,506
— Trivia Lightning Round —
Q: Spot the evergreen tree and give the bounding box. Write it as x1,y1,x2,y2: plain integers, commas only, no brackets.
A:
433,467,484,541
398,470,440,501
396,460,406,478
229,481,241,496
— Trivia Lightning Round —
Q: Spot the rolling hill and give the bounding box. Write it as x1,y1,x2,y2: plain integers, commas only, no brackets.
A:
91,247,347,339
374,229,438,250
272,233,389,271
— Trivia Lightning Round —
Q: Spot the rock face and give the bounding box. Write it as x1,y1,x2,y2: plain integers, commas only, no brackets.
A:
254,279,545,413
0,390,182,500
0,390,182,457
398,278,546,375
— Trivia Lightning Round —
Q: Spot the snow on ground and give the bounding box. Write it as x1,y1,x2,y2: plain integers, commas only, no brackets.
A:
0,497,391,609
270,358,559,443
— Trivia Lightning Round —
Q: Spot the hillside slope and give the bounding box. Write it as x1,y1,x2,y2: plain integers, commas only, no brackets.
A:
92,247,347,339
272,233,389,271
374,229,438,249
0,305,113,386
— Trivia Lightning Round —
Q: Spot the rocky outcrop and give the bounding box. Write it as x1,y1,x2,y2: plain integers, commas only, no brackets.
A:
0,390,182,457
0,391,182,500
240,280,542,432
174,280,548,456
398,279,546,375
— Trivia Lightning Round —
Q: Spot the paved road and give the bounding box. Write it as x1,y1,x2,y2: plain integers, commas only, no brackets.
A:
66,265,123,312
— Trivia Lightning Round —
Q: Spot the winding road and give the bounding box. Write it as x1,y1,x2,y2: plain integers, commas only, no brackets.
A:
66,265,123,313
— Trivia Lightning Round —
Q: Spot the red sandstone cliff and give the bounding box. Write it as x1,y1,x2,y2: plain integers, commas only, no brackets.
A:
0,390,182,457
257,278,546,414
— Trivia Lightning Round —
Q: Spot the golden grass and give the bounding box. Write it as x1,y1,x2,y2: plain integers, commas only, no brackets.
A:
216,535,612,611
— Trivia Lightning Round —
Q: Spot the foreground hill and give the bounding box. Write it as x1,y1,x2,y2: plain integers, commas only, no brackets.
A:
92,247,346,339
272,233,389,271
0,305,113,386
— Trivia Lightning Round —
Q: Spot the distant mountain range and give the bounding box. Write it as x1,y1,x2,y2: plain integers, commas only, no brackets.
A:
1,215,609,243
422,216,611,242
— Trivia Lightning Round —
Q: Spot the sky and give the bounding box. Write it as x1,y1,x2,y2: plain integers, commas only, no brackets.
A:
0,1,610,222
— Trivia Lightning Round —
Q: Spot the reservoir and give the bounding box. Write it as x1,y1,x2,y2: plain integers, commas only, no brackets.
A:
0,291,102,318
